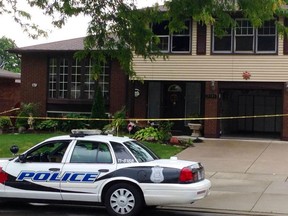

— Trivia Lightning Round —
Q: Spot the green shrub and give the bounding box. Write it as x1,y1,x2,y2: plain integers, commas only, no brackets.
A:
111,107,127,134
58,113,88,132
103,107,127,135
133,121,173,143
0,116,12,129
15,103,39,129
36,120,58,131
133,127,161,141
157,121,174,142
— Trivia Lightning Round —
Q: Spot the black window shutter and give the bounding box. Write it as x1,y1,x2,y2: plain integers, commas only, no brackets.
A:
284,18,288,54
197,23,207,55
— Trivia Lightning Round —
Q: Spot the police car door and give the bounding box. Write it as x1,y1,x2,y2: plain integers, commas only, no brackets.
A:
4,140,70,200
61,140,116,202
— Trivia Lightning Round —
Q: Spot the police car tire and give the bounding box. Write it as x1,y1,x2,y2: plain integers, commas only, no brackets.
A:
104,183,144,216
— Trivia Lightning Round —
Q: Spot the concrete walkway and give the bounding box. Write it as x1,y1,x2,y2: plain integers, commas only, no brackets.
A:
172,137,288,216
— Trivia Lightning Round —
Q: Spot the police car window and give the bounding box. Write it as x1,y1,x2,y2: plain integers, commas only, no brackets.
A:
123,141,159,162
70,141,112,163
110,142,136,163
25,140,70,163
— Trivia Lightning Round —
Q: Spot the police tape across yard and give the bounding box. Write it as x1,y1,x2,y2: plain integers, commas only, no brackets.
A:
2,113,288,122
0,107,287,122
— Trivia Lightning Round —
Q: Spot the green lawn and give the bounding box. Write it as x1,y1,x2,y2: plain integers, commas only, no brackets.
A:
0,133,184,159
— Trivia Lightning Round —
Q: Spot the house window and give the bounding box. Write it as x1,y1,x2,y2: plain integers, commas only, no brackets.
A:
257,20,276,52
84,59,110,100
213,28,232,52
171,20,191,52
48,57,110,101
235,19,254,52
48,58,57,98
84,59,96,100
59,58,68,98
152,20,191,53
71,59,81,99
212,19,277,54
152,20,170,53
99,63,110,100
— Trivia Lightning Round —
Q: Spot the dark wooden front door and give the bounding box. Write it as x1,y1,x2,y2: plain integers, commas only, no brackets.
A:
163,82,185,131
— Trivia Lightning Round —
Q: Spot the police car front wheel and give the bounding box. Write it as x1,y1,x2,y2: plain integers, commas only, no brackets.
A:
104,183,144,216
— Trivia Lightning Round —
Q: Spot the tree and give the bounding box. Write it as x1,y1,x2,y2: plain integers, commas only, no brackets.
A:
2,0,288,76
90,84,108,130
0,36,21,73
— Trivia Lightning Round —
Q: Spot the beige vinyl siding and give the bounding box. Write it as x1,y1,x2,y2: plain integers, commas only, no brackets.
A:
206,25,211,56
133,55,288,82
278,17,284,56
192,21,197,55
133,20,287,82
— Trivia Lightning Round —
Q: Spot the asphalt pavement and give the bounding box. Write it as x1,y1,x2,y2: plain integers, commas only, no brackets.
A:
171,137,288,216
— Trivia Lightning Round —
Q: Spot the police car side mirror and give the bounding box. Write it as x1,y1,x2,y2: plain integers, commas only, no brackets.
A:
18,154,27,163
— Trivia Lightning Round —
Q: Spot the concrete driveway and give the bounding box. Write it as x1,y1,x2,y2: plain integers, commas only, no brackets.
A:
173,138,288,215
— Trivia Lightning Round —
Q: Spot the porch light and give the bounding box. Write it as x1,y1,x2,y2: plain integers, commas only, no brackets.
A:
134,88,140,97
285,82,288,91
210,81,215,91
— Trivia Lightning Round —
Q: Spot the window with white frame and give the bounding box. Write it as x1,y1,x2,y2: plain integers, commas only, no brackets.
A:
152,20,191,53
59,58,68,98
71,59,81,99
212,19,277,54
235,19,254,52
84,59,95,100
48,58,57,98
213,27,232,53
48,57,110,101
99,63,110,100
257,20,276,52
84,60,110,100
152,20,170,53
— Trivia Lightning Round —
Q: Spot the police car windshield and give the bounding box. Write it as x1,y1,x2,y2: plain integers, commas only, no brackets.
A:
123,141,159,162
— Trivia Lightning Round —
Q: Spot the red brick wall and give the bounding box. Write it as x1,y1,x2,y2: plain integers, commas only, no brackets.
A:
282,84,288,140
0,79,20,114
21,54,47,116
204,81,220,138
20,54,129,117
133,82,147,118
109,61,128,115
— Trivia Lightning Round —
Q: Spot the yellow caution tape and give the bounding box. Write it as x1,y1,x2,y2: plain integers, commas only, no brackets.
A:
1,113,288,122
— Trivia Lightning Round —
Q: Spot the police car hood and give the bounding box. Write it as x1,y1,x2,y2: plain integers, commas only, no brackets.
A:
0,158,11,167
145,158,200,169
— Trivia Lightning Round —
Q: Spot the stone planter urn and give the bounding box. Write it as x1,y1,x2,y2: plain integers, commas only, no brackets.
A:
188,123,202,137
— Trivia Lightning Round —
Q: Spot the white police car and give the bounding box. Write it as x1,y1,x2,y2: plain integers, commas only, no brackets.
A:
0,132,211,216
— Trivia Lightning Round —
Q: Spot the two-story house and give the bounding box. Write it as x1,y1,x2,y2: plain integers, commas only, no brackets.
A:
10,15,288,140
133,16,288,140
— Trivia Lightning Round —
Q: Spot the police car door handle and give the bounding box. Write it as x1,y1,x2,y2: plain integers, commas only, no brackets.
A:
99,169,109,173
49,168,60,171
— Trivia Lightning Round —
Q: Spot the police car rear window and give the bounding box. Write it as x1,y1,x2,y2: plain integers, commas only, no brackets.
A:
110,142,136,163
123,141,158,162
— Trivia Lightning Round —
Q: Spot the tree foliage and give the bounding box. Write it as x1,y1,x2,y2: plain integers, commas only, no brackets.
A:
2,0,288,77
90,84,108,130
0,36,21,73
